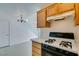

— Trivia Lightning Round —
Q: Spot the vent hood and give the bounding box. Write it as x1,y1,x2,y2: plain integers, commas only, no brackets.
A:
47,10,75,21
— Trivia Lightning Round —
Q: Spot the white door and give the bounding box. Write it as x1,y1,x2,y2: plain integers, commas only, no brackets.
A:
0,21,9,47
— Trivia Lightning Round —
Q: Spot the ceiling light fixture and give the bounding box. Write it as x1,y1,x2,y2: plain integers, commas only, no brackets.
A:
17,14,26,23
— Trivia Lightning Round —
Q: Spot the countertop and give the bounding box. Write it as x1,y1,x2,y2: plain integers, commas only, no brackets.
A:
32,38,46,44
31,38,78,55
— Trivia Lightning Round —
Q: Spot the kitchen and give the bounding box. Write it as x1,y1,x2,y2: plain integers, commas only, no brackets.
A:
0,3,79,56
32,3,79,56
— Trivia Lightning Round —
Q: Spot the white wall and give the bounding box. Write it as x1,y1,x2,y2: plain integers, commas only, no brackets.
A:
0,4,39,46
10,13,38,45
0,3,40,56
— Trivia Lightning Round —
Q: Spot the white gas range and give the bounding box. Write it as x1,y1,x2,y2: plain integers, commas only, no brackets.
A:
42,32,78,56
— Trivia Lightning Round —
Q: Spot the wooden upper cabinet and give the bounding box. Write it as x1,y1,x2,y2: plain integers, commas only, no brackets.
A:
37,9,50,28
75,3,79,25
47,4,58,17
47,3,74,17
58,3,74,13
37,3,75,28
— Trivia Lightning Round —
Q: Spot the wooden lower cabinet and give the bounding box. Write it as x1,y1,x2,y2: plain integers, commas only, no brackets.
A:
32,51,41,56
32,41,42,56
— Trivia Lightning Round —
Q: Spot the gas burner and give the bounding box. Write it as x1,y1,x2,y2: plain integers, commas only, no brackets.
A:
59,41,72,49
45,39,56,44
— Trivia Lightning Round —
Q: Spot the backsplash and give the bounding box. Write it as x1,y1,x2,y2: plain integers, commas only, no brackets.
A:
39,15,79,40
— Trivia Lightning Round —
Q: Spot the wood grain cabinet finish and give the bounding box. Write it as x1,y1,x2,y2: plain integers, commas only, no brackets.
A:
47,4,58,17
37,3,75,28
75,3,79,25
58,3,74,13
32,41,41,56
37,9,50,28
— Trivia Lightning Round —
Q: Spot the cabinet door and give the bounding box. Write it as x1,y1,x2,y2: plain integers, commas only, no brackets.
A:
32,41,41,49
37,9,50,28
75,3,79,25
32,46,41,55
47,4,58,17
58,3,74,13
32,41,41,56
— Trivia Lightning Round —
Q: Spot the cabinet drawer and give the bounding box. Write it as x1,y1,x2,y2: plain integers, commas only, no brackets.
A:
32,46,41,55
32,41,41,49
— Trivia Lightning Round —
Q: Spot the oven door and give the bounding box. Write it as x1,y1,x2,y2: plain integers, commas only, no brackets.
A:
42,47,64,56
42,48,57,56
42,44,78,56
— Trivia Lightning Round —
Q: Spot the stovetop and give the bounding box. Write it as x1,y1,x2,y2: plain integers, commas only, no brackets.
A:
43,38,77,53
45,38,72,49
